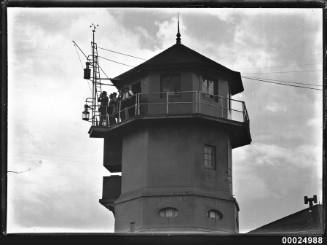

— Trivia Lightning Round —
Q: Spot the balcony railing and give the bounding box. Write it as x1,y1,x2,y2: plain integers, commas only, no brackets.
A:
90,91,249,127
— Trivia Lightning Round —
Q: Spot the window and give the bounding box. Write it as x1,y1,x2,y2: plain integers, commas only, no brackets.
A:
204,145,216,169
132,82,141,94
159,207,178,218
208,209,223,220
201,77,218,97
160,74,181,97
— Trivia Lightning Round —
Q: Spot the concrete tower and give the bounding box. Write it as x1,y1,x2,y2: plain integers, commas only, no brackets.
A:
90,24,251,233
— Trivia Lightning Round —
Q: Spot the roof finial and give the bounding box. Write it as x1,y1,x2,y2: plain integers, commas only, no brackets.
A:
176,13,181,44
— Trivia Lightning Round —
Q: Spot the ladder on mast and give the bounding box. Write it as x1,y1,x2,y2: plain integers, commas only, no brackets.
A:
90,24,104,126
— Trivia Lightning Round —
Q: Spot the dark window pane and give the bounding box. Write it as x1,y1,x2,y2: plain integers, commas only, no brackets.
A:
208,80,214,95
204,145,216,169
202,79,208,93
132,82,141,94
208,210,223,220
160,74,181,96
159,207,178,218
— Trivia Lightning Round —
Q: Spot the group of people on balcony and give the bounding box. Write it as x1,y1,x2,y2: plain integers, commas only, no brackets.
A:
98,85,135,126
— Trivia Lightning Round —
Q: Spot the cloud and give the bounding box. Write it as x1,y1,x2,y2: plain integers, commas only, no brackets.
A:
234,141,322,232
109,9,172,51
230,10,322,67
7,144,114,232
265,102,287,113
183,14,238,48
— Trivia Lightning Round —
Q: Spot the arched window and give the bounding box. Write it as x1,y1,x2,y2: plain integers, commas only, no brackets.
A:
159,207,178,218
208,209,223,220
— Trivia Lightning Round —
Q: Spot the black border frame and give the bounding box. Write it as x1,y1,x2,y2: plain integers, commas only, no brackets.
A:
1,1,326,244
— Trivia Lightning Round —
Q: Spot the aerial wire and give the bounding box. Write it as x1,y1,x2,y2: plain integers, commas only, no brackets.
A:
98,66,115,86
73,40,115,87
243,76,322,87
242,76,322,91
238,63,321,71
98,46,146,60
75,42,322,91
72,41,88,59
73,42,92,93
243,69,322,75
98,56,133,67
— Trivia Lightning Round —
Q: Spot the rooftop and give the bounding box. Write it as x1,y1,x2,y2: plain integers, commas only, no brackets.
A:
248,204,323,234
111,43,244,95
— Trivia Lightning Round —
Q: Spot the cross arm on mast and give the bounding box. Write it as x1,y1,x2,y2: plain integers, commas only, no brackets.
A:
72,40,88,59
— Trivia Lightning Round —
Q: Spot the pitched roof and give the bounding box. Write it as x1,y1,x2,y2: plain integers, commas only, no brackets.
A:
248,204,323,234
111,43,244,95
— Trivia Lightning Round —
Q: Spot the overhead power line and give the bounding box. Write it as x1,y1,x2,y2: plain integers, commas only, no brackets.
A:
72,41,88,59
242,76,322,91
98,46,147,60
98,66,112,82
238,63,321,70
72,40,115,87
73,45,84,70
98,47,323,73
243,76,322,87
97,48,322,80
95,47,323,78
98,56,133,67
74,43,323,92
243,69,322,75
73,42,92,92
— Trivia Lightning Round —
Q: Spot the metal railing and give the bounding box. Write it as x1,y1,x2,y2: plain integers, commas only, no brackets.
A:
91,91,249,127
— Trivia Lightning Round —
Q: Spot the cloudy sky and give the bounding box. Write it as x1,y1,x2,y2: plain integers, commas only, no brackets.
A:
7,8,322,233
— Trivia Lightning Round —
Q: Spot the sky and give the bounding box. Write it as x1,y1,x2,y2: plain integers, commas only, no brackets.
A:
7,8,323,233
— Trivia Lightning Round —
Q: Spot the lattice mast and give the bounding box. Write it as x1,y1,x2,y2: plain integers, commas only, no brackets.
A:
82,24,104,125
90,24,102,124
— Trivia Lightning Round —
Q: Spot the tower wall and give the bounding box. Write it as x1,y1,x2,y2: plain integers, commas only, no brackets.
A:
121,128,149,194
146,122,231,195
114,120,237,232
115,195,238,233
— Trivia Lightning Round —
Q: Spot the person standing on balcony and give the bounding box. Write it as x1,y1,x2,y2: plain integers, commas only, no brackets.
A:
121,86,134,121
108,92,118,126
98,91,109,126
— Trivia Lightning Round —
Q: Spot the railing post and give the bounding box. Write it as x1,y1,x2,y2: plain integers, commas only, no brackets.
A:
242,102,245,122
245,102,249,122
166,92,169,114
118,100,121,123
137,93,140,116
106,106,109,127
227,98,230,120
134,94,137,117
222,96,225,119
194,91,197,113
198,91,201,114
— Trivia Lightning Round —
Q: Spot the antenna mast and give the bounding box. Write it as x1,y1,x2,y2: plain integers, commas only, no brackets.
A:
81,24,114,125
90,24,99,124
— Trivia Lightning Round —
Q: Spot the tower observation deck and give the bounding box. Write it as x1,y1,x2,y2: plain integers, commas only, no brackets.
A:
84,26,251,233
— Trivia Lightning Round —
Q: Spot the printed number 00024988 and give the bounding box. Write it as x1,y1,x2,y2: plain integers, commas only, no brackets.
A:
281,237,323,244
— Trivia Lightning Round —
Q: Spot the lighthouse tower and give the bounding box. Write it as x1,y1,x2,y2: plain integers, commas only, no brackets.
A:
88,22,251,233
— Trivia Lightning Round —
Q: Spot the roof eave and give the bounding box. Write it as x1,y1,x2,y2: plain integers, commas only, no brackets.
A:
112,43,244,95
